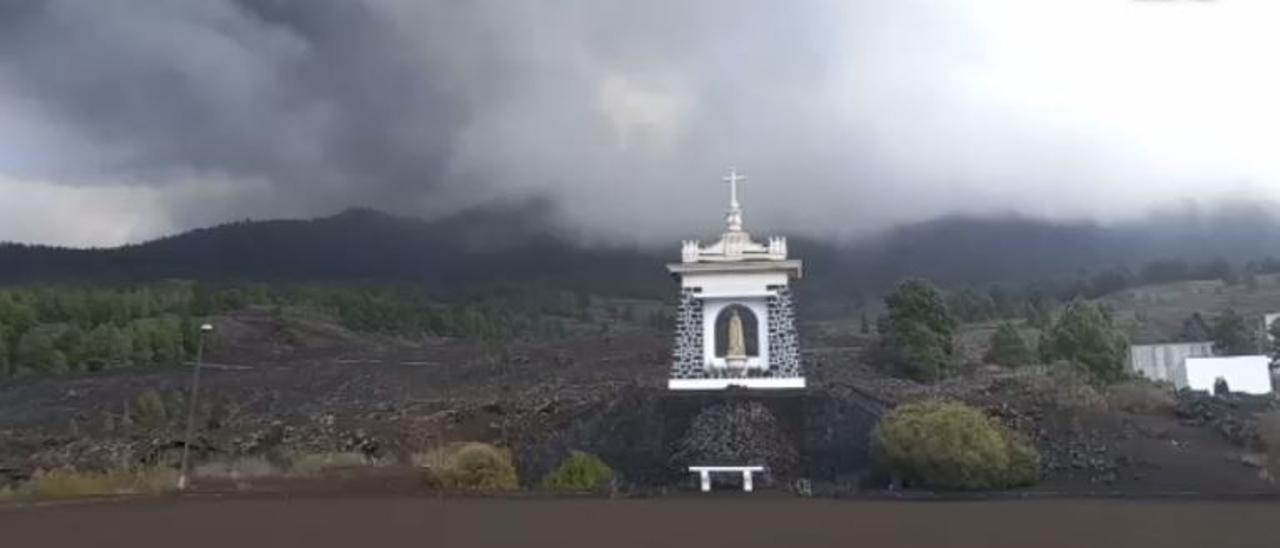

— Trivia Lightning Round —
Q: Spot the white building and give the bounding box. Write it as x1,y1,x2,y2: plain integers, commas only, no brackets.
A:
1264,313,1280,341
1183,356,1273,395
667,168,804,390
1128,341,1214,386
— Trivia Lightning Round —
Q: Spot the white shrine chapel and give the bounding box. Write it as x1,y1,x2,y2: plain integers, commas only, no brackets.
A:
667,168,805,390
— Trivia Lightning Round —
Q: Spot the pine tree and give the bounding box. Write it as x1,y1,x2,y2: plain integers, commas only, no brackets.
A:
879,279,954,382
881,319,948,382
1,299,36,335
1025,300,1054,329
16,326,69,375
884,279,954,344
108,326,133,368
0,323,10,377
1041,300,1128,383
1211,309,1257,356
180,314,200,356
83,325,114,371
130,321,155,364
947,289,995,323
151,316,184,364
1178,313,1212,342
986,322,1034,367
55,324,86,372
1268,317,1280,367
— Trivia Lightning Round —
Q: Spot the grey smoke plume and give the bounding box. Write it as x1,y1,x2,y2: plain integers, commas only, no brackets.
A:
1,1,1278,246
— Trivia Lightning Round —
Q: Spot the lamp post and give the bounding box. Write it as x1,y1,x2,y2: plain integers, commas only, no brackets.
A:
178,322,213,491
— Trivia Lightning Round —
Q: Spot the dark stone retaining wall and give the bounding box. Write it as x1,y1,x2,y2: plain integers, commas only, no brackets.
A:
513,387,882,490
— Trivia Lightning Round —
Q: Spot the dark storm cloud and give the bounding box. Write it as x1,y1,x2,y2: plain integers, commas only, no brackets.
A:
9,0,955,233
1,1,1277,246
0,0,469,213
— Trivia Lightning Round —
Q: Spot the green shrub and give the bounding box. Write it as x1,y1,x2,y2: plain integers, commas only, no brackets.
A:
1004,431,1041,485
542,451,613,493
417,442,518,491
134,389,168,427
872,400,1039,490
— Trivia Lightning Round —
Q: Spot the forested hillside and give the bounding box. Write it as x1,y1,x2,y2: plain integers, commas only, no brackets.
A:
0,282,617,379
0,284,201,377
6,203,1280,376
0,206,665,297
7,203,1280,301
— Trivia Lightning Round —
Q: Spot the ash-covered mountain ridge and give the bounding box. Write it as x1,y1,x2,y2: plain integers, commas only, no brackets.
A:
4,200,1280,299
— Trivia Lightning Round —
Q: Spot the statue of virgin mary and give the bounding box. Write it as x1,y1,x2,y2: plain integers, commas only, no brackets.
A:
726,308,748,364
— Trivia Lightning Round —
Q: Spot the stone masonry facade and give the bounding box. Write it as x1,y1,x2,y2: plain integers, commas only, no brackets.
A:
671,288,705,379
766,285,802,378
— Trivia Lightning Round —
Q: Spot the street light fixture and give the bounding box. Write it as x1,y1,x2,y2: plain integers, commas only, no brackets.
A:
178,322,214,491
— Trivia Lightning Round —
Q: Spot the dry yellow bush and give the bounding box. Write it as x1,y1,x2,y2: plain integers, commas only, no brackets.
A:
287,451,372,476
415,442,518,491
5,466,177,501
194,456,281,480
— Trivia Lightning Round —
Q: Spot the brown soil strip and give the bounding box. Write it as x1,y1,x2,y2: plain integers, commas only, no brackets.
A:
1,495,1276,548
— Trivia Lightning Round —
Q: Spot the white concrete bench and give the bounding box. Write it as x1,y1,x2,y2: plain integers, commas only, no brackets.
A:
688,466,765,492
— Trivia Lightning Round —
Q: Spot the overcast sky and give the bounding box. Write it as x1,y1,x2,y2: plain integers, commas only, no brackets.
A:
1,0,1278,247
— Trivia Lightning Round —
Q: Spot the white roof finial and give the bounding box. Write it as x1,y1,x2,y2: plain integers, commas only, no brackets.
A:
676,167,788,263
723,167,746,232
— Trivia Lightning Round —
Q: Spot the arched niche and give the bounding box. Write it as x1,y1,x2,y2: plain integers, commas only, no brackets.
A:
713,304,760,357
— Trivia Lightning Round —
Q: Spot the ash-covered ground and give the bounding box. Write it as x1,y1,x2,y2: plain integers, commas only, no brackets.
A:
1,302,1277,496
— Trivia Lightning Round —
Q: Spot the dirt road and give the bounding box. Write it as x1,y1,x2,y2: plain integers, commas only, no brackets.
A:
2,495,1276,548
